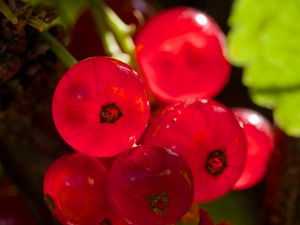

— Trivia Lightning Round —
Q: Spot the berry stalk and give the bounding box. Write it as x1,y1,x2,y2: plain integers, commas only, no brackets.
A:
27,16,47,32
88,0,136,66
102,2,135,55
41,30,77,68
88,1,128,63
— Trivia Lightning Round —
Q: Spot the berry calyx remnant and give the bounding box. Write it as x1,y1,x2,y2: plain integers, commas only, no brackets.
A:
205,149,227,176
100,103,123,123
146,192,169,216
43,194,55,212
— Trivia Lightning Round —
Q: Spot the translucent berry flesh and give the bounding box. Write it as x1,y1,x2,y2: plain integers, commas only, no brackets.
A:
232,108,274,190
141,99,246,202
43,153,109,225
108,145,194,225
52,57,150,157
135,7,230,102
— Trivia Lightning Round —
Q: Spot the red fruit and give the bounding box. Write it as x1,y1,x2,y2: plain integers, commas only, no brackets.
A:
43,153,109,225
141,99,246,202
135,7,230,103
232,108,274,190
52,57,150,157
108,145,194,225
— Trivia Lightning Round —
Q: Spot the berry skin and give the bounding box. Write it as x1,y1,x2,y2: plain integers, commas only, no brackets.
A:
135,7,230,103
52,57,150,157
141,99,246,202
232,108,274,190
43,153,109,225
108,145,194,225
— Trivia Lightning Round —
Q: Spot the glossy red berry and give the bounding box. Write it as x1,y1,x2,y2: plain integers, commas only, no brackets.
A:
135,7,230,103
232,108,274,190
141,99,246,202
108,145,194,225
43,153,109,225
52,57,150,157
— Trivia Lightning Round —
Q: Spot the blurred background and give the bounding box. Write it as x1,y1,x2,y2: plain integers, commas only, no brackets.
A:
1,0,299,224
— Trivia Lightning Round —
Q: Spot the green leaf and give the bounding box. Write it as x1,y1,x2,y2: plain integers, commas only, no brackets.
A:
24,0,87,27
274,90,300,136
228,0,300,136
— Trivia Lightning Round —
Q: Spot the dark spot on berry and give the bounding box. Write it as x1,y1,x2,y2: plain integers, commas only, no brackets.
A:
205,149,227,176
44,194,55,212
100,103,123,123
100,218,112,225
146,192,169,216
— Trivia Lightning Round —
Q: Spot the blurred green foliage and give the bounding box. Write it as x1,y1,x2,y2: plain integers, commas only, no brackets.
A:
201,190,260,225
228,0,300,136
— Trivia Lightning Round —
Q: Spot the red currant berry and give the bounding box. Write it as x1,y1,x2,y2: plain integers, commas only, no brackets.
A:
43,153,109,225
141,99,246,202
232,108,274,190
135,7,230,103
52,57,150,157
108,145,194,225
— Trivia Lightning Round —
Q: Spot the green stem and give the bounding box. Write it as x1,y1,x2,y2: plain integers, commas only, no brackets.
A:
88,0,130,64
27,16,47,32
41,31,77,68
101,1,136,64
88,0,136,67
103,4,135,36
0,0,18,24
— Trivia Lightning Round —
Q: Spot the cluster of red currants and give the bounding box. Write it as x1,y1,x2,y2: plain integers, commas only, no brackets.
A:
43,7,274,225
